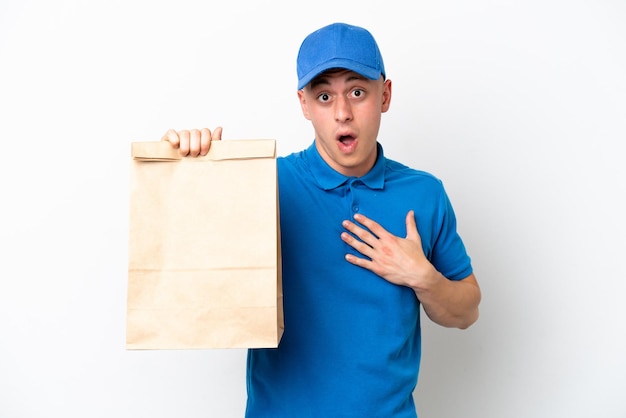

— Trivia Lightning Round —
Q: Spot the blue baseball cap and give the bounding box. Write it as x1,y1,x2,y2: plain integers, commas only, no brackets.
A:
296,22,386,90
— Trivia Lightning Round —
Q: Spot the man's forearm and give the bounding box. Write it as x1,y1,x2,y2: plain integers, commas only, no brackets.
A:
415,272,481,329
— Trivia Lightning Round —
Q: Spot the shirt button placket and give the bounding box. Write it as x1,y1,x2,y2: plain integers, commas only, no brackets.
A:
349,179,360,214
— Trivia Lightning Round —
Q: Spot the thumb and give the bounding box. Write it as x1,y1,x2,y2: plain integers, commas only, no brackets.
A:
212,126,223,141
405,210,421,243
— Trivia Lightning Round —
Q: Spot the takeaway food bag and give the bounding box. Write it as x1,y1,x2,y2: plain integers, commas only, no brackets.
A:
126,139,283,349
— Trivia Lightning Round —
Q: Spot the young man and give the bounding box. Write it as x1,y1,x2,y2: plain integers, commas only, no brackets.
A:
163,22,481,418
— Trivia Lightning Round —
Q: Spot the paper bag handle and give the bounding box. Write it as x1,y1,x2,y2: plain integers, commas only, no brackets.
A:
131,139,276,161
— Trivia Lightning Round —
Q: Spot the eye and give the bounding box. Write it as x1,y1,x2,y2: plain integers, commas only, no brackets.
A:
350,88,365,98
317,92,331,102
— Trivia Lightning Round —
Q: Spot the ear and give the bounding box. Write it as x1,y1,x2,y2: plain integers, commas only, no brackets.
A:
381,79,392,113
297,89,312,120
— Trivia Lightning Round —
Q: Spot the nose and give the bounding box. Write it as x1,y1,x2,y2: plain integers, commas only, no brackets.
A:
334,96,353,122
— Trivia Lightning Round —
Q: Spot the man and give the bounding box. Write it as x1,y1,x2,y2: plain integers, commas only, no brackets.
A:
163,22,481,418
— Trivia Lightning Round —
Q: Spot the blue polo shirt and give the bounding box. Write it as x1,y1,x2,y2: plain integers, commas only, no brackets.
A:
245,142,473,418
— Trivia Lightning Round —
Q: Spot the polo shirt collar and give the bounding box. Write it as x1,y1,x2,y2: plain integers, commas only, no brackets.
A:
305,141,386,191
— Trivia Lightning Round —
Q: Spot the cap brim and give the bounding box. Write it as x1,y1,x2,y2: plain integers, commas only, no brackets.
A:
297,58,382,90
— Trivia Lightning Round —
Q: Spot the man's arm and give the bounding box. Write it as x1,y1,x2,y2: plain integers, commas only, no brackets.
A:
413,272,480,329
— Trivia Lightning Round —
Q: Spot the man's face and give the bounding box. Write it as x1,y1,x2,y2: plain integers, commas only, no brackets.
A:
298,69,392,178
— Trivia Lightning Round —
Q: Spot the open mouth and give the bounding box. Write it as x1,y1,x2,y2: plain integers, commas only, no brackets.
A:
337,135,357,152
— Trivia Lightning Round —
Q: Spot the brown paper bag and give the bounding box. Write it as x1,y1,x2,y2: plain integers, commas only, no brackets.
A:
126,139,283,349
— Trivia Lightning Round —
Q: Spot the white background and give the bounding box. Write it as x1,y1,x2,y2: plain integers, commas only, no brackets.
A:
1,1,625,417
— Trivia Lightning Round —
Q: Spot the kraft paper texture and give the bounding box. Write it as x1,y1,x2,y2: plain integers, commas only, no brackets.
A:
126,140,283,349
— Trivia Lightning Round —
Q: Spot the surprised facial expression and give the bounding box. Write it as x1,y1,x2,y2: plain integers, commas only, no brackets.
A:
298,69,392,178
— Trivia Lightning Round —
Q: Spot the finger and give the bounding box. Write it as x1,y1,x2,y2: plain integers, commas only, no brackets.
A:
177,130,191,156
344,252,372,269
189,129,201,157
199,128,211,156
161,129,180,148
343,218,383,256
352,213,384,239
199,127,223,156
341,230,375,257
212,126,223,141
405,210,419,241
